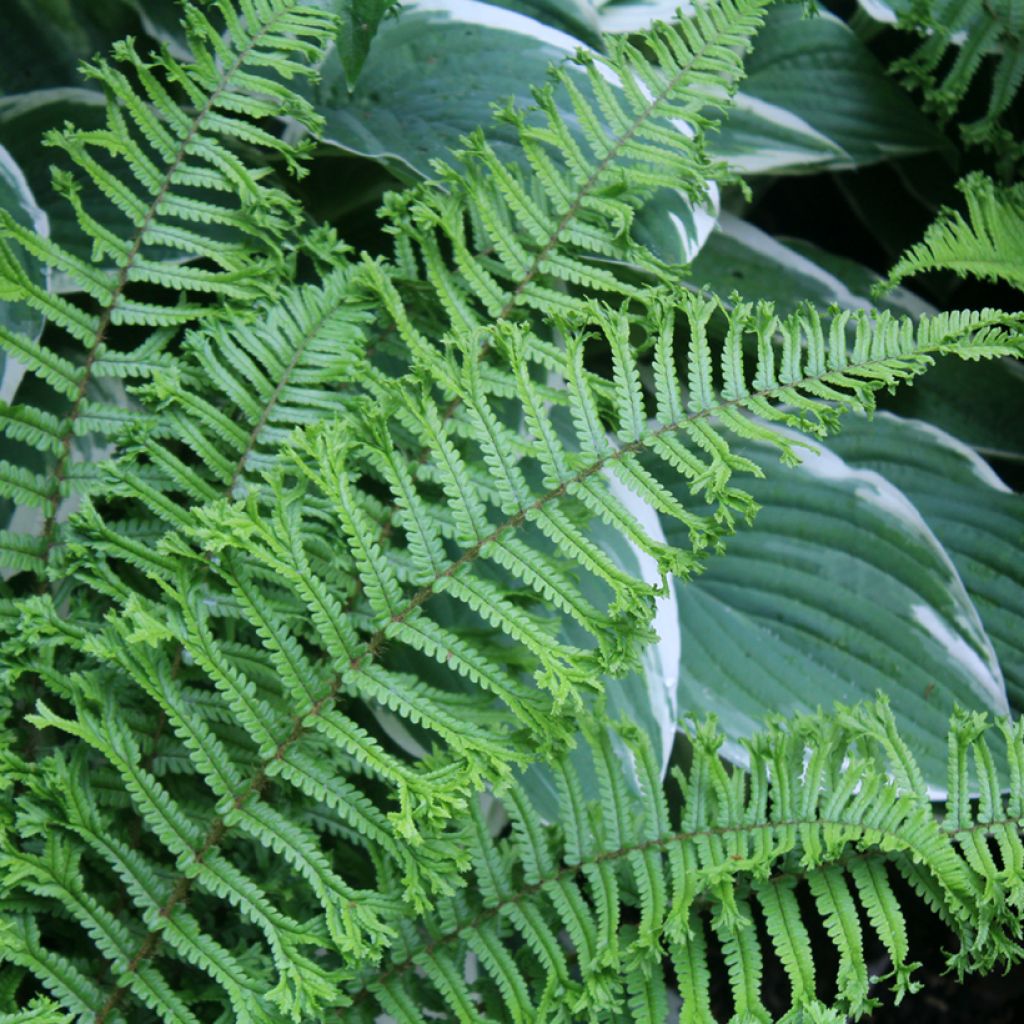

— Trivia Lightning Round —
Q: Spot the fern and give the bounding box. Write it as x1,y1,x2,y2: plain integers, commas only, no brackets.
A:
373,0,766,334
4,289,1019,1021
0,0,334,579
0,0,1022,1021
334,700,1024,1022
882,171,1024,292
889,0,1024,155
117,265,374,510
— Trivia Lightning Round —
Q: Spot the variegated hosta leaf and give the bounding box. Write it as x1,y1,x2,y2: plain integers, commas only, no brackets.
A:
740,4,947,167
662,428,1010,789
0,142,48,391
309,0,722,261
829,412,1024,714
690,211,934,316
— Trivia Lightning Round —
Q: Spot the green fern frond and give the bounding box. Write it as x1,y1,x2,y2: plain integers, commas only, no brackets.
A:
341,702,1024,1023
0,998,69,1024
375,0,769,334
4,284,1018,1021
891,0,1024,154
115,266,375,515
0,0,335,578
2,2,1023,1021
881,172,1024,292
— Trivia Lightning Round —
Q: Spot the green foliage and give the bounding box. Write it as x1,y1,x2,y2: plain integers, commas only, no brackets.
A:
342,701,1024,1022
0,0,334,577
333,0,401,88
888,0,1024,156
0,0,1021,1021
883,171,1024,292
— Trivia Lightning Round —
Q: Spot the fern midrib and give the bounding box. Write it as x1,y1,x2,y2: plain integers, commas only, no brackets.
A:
976,0,1023,42
906,253,1024,288
348,811,1024,1009
88,339,977,1017
38,3,298,574
227,294,351,491
494,42,710,321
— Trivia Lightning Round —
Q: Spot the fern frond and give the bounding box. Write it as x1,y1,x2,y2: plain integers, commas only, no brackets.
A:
114,266,375,518
0,0,335,577
343,703,1024,1022
373,0,769,336
881,172,1024,292
6,286,1017,1021
2,2,1023,1021
890,0,1024,154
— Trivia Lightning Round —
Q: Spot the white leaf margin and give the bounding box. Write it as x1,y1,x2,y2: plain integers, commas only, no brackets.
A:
0,141,49,404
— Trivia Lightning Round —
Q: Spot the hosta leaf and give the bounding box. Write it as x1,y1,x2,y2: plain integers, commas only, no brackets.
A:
689,212,933,316
118,0,191,57
828,413,1024,714
714,92,851,175
0,142,48,399
309,0,714,259
882,357,1024,462
311,0,587,179
0,0,136,95
596,0,688,33
519,469,681,820
781,236,936,317
661,433,1009,789
741,5,947,166
691,213,873,314
631,188,719,267
491,0,603,46
0,89,120,277
330,0,402,88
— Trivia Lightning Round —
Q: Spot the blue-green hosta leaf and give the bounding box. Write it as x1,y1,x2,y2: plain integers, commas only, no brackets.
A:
781,236,936,317
596,0,688,33
118,0,191,58
489,0,603,46
855,0,903,22
0,142,48,401
0,0,137,95
691,213,874,314
0,145,48,541
0,366,133,565
329,0,402,89
662,433,1008,791
311,0,584,179
689,212,934,316
309,0,714,260
713,91,852,175
828,413,1024,715
884,358,1024,464
631,187,718,266
741,5,947,167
